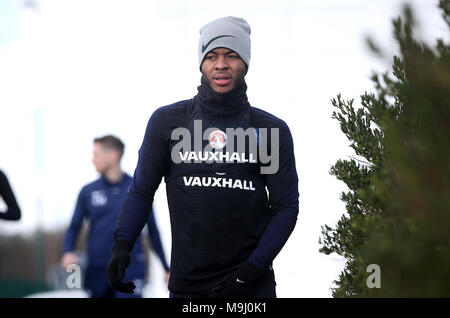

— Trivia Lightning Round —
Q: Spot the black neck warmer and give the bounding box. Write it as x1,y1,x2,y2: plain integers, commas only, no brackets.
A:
196,75,250,118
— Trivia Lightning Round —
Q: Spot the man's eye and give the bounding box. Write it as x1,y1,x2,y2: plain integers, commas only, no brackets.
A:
206,55,215,60
228,55,238,59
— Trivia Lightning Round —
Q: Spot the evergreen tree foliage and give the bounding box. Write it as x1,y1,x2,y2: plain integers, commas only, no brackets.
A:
320,0,450,297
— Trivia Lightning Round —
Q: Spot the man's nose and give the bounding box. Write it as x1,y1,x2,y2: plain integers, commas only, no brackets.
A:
214,55,229,70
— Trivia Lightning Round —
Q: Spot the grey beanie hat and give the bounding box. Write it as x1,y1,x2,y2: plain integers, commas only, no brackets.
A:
198,16,251,71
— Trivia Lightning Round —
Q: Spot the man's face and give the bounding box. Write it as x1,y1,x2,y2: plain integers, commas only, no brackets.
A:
201,48,247,94
92,143,118,174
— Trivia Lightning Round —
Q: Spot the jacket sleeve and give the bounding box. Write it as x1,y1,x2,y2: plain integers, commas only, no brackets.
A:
63,188,87,253
0,170,21,221
248,121,299,271
114,108,170,246
146,204,170,271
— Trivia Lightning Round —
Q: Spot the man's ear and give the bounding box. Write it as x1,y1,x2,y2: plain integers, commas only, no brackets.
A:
242,59,248,75
111,150,121,163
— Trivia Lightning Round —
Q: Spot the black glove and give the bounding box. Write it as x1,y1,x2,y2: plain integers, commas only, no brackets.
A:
106,240,135,294
220,260,265,298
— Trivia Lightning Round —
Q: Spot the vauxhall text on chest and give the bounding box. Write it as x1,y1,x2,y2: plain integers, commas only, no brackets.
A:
170,120,280,175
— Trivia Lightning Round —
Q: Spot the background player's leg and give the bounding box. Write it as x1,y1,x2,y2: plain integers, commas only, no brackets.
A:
84,266,113,298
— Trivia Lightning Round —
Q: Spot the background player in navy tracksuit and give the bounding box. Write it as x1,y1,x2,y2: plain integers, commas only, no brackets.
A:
107,17,299,298
62,135,170,298
0,170,21,221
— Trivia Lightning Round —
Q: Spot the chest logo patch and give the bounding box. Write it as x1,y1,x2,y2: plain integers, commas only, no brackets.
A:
91,190,107,207
209,130,227,150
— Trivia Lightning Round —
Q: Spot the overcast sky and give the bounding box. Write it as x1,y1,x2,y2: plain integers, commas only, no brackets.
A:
0,0,448,297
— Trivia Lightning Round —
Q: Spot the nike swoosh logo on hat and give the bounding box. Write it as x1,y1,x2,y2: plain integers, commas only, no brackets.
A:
202,35,235,53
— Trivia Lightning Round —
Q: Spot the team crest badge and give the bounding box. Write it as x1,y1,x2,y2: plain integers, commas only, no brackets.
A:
209,130,227,149
91,190,107,207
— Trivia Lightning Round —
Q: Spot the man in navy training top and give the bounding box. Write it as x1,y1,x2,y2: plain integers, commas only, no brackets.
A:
107,16,299,298
62,135,170,298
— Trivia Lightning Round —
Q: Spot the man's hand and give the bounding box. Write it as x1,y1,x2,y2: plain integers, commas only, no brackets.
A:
61,252,79,270
106,240,135,294
220,260,265,298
